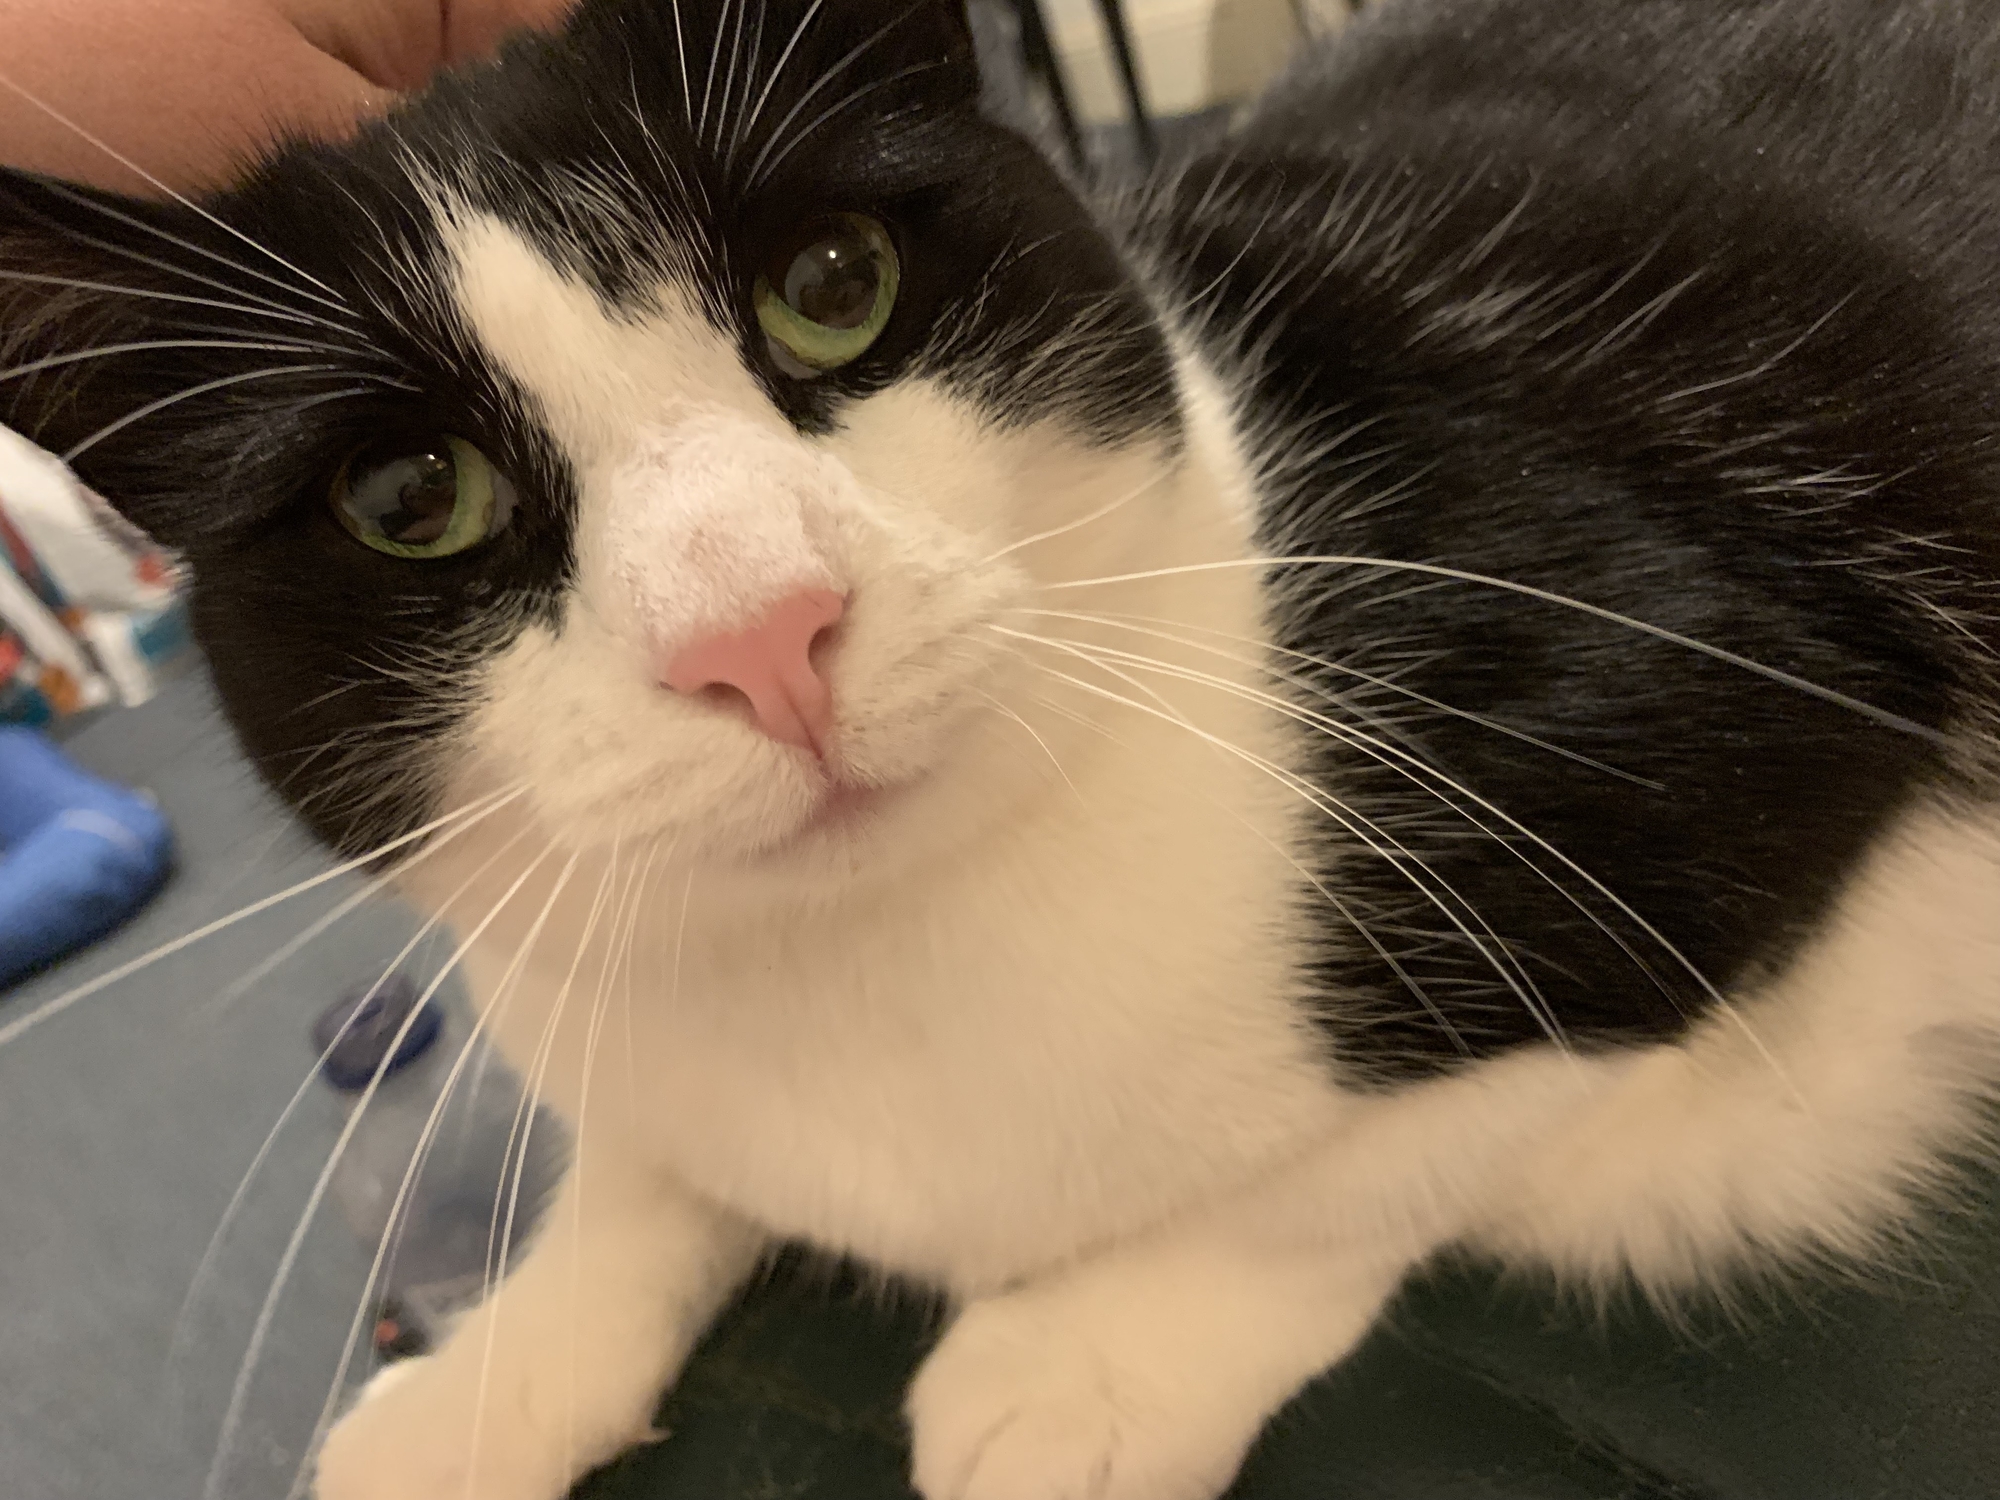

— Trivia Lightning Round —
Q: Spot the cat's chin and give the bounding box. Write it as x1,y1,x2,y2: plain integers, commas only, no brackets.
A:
794,780,893,835
739,773,926,867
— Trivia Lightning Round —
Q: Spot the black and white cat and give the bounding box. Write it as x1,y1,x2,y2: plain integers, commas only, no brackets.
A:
5,0,2000,1497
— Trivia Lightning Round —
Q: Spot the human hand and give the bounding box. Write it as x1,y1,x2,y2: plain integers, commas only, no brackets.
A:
0,0,576,195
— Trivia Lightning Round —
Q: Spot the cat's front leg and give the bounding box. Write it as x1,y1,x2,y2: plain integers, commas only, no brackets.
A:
314,1143,763,1500
907,1222,1411,1500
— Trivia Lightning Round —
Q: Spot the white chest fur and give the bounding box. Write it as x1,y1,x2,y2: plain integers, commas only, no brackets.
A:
443,685,1345,1295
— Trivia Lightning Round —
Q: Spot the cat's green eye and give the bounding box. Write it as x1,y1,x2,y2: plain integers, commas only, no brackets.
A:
754,213,899,376
331,435,516,559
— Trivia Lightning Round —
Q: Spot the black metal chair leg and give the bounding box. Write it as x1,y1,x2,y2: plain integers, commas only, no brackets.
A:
1092,0,1157,165
1012,0,1090,172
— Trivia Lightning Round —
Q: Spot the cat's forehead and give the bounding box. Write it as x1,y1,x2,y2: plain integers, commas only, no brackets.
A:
169,0,1177,496
361,0,980,276
443,206,766,465
220,0,975,300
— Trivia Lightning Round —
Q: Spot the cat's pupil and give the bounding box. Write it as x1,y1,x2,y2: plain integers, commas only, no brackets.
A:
356,446,458,546
781,231,879,331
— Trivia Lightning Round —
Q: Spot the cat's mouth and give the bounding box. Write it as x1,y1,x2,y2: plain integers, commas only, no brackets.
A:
771,774,915,853
811,781,886,827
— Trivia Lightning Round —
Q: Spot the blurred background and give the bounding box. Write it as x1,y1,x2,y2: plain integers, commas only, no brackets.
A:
973,0,1357,168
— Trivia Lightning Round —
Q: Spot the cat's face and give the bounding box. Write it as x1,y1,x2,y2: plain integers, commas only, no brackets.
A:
0,0,1196,879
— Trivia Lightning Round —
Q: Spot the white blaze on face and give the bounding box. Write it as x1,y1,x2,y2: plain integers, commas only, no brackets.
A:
433,207,1008,849
444,211,850,665
587,416,846,662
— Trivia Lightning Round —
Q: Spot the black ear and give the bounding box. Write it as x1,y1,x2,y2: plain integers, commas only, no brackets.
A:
0,166,348,546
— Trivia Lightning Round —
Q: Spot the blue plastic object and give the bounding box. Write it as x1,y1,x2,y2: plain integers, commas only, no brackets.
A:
0,727,174,987
311,973,443,1091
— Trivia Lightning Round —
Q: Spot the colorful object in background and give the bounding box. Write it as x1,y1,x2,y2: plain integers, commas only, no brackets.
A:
0,726,174,988
0,424,189,725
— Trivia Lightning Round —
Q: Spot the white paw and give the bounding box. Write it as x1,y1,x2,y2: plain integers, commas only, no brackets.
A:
313,1353,647,1500
907,1297,1260,1500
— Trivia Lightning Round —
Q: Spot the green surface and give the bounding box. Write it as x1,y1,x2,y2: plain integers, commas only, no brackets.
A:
571,1180,2000,1500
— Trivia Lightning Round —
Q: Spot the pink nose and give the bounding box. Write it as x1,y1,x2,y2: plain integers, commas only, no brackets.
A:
660,588,846,755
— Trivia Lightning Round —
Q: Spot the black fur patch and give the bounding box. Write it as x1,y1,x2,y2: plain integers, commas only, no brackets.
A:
1130,0,2000,1081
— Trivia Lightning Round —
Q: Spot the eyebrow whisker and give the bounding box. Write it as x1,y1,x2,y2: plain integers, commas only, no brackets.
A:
63,363,349,462
0,267,361,332
0,69,360,313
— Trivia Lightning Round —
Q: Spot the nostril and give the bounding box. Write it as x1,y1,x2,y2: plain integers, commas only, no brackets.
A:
694,680,758,721
659,586,848,754
807,617,842,677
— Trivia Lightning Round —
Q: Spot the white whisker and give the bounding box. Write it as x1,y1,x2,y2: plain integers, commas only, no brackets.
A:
4,184,370,334
618,837,669,1119
23,174,354,326
709,0,754,156
997,628,1565,1050
696,0,739,147
749,60,948,189
1009,625,1804,1098
742,2,927,188
62,363,344,461
268,383,394,419
169,795,523,1393
1017,605,1660,788
1023,683,1465,1044
564,831,630,1475
458,850,579,1499
0,70,358,312
666,0,695,121
1040,553,1947,743
485,856,618,1305
0,337,358,385
728,0,826,180
1043,651,1516,1048
1018,608,1682,995
207,840,556,1500
980,467,1171,566
0,267,358,332
973,689,1082,801
286,846,605,1500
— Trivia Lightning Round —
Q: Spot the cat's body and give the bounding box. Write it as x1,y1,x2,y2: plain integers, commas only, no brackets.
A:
4,1,2000,1497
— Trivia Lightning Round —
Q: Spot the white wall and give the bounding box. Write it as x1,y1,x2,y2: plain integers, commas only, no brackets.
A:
1040,0,1327,122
